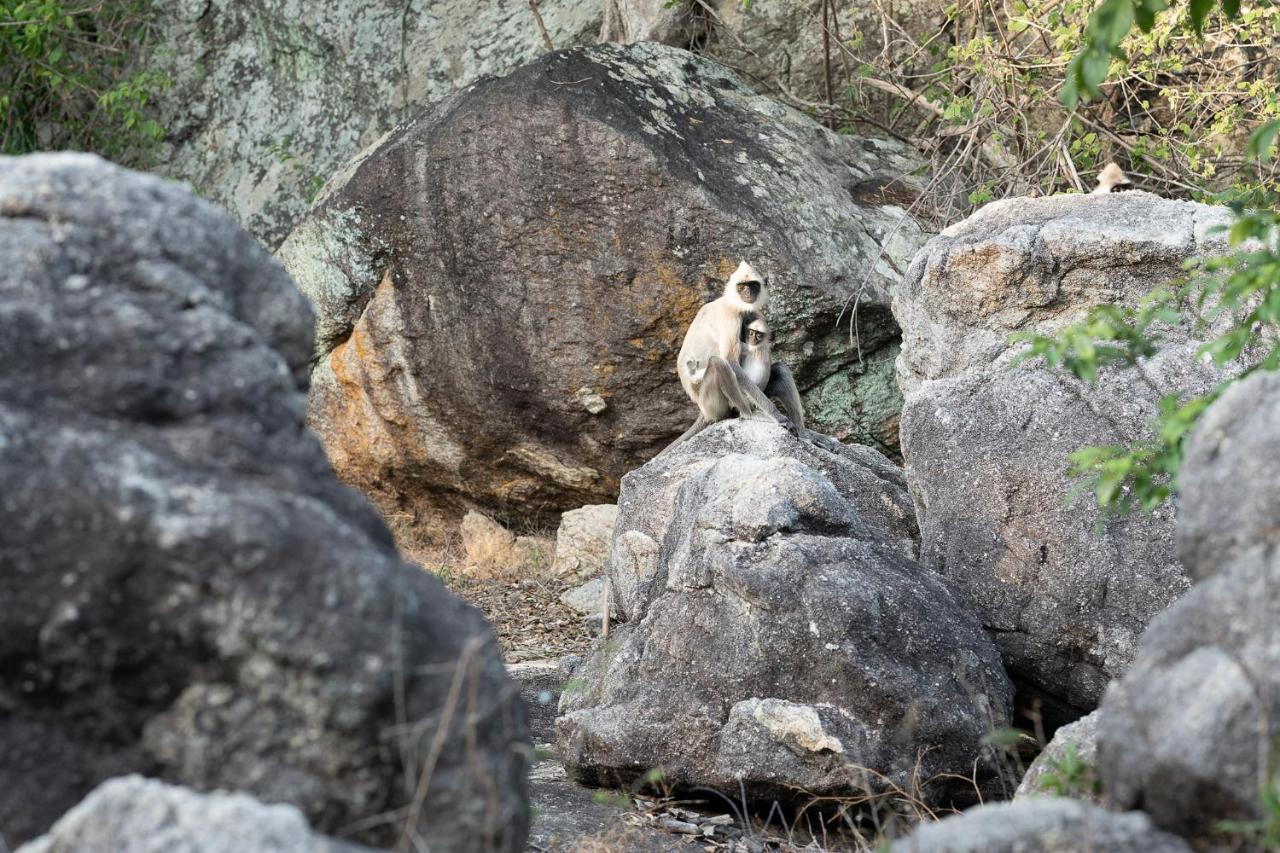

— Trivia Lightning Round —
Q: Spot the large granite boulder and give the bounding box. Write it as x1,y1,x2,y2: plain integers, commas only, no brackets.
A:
16,776,366,853
1098,371,1280,846
891,799,1192,852
134,0,603,247
279,42,927,539
894,192,1237,715
557,420,1012,807
0,154,528,851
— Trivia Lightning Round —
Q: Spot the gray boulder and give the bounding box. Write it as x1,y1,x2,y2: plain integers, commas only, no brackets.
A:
1177,370,1280,579
135,0,604,247
16,776,366,853
894,192,1238,713
280,41,928,540
1098,372,1280,845
1015,711,1100,802
553,504,619,579
892,799,1192,852
558,420,1011,807
0,154,528,851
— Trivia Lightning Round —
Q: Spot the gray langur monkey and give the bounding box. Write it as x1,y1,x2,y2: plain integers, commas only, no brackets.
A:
1092,162,1134,194
740,312,806,435
664,261,793,451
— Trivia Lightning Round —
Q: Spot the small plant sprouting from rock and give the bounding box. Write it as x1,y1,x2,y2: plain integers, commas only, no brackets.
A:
1037,744,1101,800
1,0,172,160
1216,765,1280,851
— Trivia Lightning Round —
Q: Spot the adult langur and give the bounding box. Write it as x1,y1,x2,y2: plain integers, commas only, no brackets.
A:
664,261,793,451
740,312,806,435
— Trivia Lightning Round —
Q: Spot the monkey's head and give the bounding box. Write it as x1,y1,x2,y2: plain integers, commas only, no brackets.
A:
726,260,769,310
741,312,770,348
1096,162,1134,193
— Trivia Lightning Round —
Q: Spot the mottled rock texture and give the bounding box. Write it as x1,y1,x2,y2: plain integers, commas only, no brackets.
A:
894,192,1237,714
558,420,1010,807
553,504,619,578
1098,371,1280,846
1014,711,1100,802
599,0,951,107
0,154,528,851
281,42,927,538
137,0,604,247
892,799,1192,852
16,776,366,853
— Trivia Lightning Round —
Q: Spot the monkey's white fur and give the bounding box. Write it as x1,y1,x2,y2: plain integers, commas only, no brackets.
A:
1092,162,1132,194
665,261,788,451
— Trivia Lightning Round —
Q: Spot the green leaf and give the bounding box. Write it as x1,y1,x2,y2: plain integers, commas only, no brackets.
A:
1189,0,1214,34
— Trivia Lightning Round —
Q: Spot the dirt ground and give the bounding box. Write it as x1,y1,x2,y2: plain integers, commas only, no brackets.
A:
400,534,596,664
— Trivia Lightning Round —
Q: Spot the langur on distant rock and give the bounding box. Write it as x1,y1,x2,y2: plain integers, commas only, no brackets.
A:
664,262,793,452
740,312,806,435
1092,162,1134,194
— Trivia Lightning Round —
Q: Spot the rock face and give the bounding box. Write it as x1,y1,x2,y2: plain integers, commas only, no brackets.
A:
0,154,528,851
16,776,365,853
1098,371,1280,845
891,799,1193,852
894,192,1236,714
280,42,927,538
557,420,1012,807
599,0,951,107
136,0,603,247
1014,711,1100,802
553,504,619,578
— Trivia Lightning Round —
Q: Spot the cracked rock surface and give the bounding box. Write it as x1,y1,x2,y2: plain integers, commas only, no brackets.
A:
894,192,1240,715
557,420,1011,807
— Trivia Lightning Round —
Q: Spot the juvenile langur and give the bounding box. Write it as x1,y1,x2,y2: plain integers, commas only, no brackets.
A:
1092,162,1134,194
666,261,792,450
740,312,806,435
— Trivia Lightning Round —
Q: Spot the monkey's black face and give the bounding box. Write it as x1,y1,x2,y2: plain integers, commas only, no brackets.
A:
737,281,762,303
1111,182,1137,192
745,329,768,346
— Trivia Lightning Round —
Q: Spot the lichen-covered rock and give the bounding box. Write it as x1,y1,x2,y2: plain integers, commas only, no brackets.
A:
1098,371,1280,845
135,0,604,247
1015,711,1100,802
553,504,619,578
0,154,528,851
599,0,951,107
891,799,1193,852
280,42,927,539
557,420,1010,807
894,192,1237,714
16,776,366,853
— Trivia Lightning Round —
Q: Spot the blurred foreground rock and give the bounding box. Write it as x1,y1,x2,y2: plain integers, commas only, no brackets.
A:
1098,371,1280,847
16,776,366,853
891,798,1192,852
0,154,528,851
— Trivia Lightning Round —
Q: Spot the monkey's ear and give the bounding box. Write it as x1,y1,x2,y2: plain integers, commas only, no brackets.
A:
763,275,771,288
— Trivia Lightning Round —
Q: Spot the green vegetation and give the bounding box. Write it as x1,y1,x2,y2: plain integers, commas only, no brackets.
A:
1,0,171,160
1015,191,1279,514
1036,744,1101,799
1217,761,1280,850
